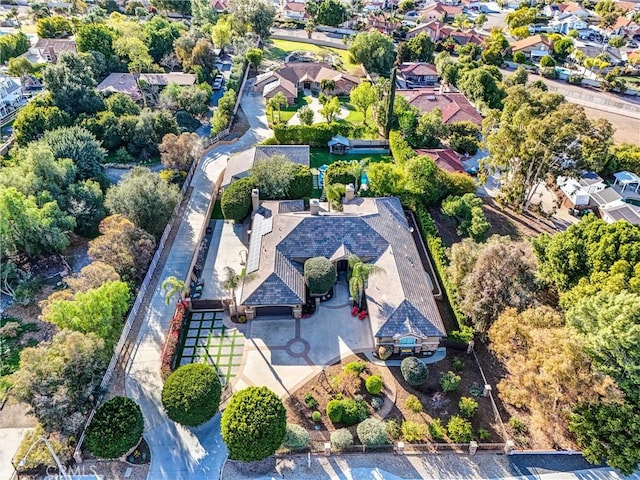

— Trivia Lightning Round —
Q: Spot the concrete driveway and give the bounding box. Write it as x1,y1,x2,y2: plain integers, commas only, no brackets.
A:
124,81,269,480
232,280,374,398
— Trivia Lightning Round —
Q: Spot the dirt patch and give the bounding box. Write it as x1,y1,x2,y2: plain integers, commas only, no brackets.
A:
481,198,558,240
228,106,250,140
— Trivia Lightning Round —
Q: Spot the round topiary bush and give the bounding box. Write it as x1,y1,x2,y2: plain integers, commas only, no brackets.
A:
304,257,337,295
341,398,368,426
161,363,222,427
282,423,310,449
312,411,321,422
400,357,429,386
365,375,383,395
221,386,287,462
85,396,143,459
330,428,354,450
356,418,388,446
326,399,344,423
221,177,258,222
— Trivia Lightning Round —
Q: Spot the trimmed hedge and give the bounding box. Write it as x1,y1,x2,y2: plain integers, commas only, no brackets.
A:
331,428,354,450
326,399,344,423
85,396,143,459
324,160,356,187
341,398,368,426
221,386,287,462
304,256,337,295
273,123,365,147
221,176,258,222
447,415,473,442
289,164,313,199
389,130,417,165
161,363,222,427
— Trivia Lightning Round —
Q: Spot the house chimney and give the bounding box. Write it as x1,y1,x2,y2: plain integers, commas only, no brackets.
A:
251,188,260,212
345,183,355,202
310,198,320,215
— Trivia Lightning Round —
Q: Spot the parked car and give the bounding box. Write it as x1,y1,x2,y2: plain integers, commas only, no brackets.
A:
213,75,224,90
627,41,639,48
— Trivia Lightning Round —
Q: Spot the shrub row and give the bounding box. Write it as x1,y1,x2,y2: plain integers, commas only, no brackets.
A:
404,197,473,342
389,130,416,165
227,55,248,94
211,88,237,137
272,123,365,147
160,301,188,380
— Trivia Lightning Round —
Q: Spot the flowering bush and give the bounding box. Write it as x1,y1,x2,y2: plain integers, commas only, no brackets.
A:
160,301,187,381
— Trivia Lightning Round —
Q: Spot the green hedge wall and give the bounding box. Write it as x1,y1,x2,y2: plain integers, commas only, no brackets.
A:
273,123,365,147
221,176,258,222
289,164,313,199
389,130,417,166
325,160,356,187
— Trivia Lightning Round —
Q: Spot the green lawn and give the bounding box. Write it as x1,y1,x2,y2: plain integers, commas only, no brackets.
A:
264,39,361,75
310,149,393,169
267,93,311,125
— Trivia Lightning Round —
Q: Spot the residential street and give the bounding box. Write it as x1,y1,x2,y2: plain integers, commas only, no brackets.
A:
123,81,269,480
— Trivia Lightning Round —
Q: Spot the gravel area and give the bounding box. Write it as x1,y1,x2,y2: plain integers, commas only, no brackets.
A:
75,459,149,480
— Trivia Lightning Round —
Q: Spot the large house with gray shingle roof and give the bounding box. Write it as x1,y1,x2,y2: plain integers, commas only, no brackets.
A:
222,145,310,188
239,194,446,355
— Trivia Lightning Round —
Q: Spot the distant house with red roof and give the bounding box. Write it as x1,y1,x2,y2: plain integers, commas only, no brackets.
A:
609,16,640,38
450,31,485,46
255,63,361,105
397,88,484,125
405,20,454,41
420,3,462,21
400,63,439,86
282,1,307,21
510,34,552,61
416,148,467,173
210,0,228,12
367,12,395,35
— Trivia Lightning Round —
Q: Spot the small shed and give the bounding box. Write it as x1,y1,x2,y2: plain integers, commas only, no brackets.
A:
328,135,350,155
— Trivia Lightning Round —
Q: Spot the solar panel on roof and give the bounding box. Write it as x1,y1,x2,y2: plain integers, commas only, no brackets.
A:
246,214,274,273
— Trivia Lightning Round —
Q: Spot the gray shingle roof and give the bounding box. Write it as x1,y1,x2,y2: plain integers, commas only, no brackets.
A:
240,197,446,338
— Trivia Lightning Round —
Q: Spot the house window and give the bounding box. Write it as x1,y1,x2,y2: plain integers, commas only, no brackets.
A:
399,337,416,345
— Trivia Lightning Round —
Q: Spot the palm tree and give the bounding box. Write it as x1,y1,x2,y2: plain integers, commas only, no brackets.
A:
305,20,315,39
348,160,366,192
9,8,21,29
222,267,243,320
161,276,188,305
348,255,384,309
273,92,287,121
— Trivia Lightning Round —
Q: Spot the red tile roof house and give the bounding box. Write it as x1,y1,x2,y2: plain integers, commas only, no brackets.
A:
254,63,361,105
420,3,462,21
400,62,439,86
510,34,552,62
397,88,484,125
405,20,455,41
416,148,467,173
282,1,307,21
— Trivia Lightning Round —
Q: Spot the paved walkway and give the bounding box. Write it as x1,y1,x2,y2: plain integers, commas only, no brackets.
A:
123,81,269,480
223,452,640,480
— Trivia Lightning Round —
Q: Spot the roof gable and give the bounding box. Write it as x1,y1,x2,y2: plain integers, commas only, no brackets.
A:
375,300,444,337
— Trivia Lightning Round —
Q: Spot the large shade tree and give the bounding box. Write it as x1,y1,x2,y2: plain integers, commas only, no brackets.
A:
483,85,611,211
349,30,395,76
304,257,337,295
